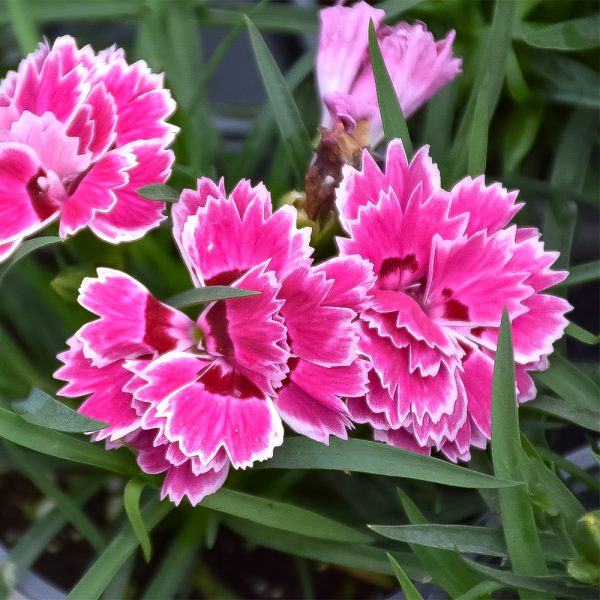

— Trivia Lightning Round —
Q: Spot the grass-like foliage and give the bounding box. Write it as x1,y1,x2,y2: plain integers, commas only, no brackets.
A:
0,1,598,598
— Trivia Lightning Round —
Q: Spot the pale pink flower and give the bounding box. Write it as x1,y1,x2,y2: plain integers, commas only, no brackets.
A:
316,1,461,146
0,36,177,261
337,140,571,461
55,179,372,505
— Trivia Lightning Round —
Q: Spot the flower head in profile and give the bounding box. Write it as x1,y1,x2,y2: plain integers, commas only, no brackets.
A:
55,179,373,505
316,1,461,147
0,35,177,261
337,140,571,461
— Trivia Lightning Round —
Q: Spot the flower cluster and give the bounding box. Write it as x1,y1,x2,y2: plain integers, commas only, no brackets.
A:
0,36,176,261
0,3,568,506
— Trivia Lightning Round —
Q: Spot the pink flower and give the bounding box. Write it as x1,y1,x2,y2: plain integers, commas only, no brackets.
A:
316,1,461,146
337,140,571,461
0,36,177,262
55,178,372,505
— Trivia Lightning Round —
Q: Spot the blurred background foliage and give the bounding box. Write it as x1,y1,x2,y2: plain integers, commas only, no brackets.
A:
0,1,598,598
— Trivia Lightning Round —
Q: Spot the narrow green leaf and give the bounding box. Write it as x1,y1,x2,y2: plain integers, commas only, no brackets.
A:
232,49,314,182
491,310,549,595
124,478,152,562
3,441,105,553
520,435,586,527
558,260,600,288
464,559,598,599
455,581,505,600
397,489,479,596
11,388,107,433
368,19,412,153
503,102,543,172
467,73,489,176
245,15,312,180
447,0,515,181
379,0,427,20
530,395,600,433
518,15,600,51
0,406,136,476
535,353,600,412
536,446,600,494
142,514,204,600
136,184,180,202
543,109,595,274
387,553,424,600
166,286,260,308
6,0,40,54
204,487,372,544
68,495,172,600
371,524,574,560
223,515,423,578
0,237,62,286
260,437,517,489
566,323,600,345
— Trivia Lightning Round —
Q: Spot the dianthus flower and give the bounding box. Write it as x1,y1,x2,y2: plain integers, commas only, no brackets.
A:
55,179,373,504
316,1,461,146
0,36,177,261
338,140,571,461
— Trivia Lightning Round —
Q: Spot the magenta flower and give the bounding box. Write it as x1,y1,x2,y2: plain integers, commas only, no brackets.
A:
337,140,571,461
55,178,372,505
316,1,461,146
0,36,177,262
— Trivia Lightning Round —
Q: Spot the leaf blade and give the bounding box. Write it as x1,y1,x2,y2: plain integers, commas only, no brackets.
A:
136,184,180,202
166,286,260,308
11,388,107,433
245,15,312,181
124,478,152,562
368,19,412,154
0,237,62,286
260,437,517,489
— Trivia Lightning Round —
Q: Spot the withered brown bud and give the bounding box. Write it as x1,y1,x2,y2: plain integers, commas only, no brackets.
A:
304,120,371,222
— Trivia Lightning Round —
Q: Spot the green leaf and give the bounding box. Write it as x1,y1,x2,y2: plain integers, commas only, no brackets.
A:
68,494,172,600
387,553,424,600
379,0,427,20
520,435,586,527
530,395,600,433
566,323,600,345
447,0,515,181
467,73,489,176
203,487,372,544
371,524,574,560
260,437,517,489
535,445,600,494
491,310,550,596
136,184,180,202
464,558,598,599
368,19,412,154
11,388,107,433
0,406,136,476
503,102,543,173
245,15,312,181
3,441,105,553
124,478,152,562
50,267,92,302
0,237,62,286
142,514,205,600
166,286,260,308
559,260,600,288
455,581,505,600
223,515,423,578
6,0,40,54
535,353,600,412
397,489,479,597
518,15,600,51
